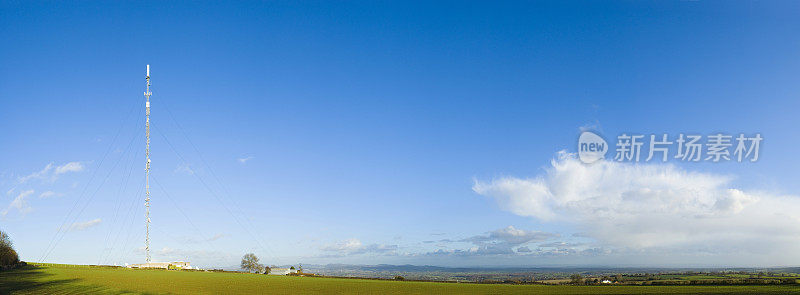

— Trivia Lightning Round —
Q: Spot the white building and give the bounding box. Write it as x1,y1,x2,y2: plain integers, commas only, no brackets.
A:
268,267,297,275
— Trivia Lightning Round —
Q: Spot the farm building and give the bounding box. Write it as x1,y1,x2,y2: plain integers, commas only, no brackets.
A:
171,261,191,269
268,267,297,275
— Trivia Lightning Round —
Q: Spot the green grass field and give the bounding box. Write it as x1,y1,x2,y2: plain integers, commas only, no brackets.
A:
2,264,799,294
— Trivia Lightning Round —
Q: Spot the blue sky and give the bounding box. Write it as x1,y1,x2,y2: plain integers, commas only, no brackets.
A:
2,1,800,268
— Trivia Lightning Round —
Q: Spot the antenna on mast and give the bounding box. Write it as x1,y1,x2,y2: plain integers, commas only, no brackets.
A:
144,64,152,263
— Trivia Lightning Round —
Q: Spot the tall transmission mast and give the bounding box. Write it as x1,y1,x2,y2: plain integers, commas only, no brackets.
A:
144,65,152,263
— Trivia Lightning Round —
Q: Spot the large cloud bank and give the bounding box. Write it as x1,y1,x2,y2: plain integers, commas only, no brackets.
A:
473,152,800,257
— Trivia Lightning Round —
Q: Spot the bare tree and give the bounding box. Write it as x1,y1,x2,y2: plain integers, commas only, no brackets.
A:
240,253,263,273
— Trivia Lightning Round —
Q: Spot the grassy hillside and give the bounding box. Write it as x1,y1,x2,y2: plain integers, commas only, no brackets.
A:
1,264,799,294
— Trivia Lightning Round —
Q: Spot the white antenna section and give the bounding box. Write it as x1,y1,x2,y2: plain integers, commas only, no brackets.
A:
144,65,152,263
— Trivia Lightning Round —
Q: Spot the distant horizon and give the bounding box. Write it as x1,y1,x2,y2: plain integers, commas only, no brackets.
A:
91,261,800,271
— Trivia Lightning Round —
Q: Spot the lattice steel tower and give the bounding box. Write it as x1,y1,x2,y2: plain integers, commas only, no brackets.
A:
144,65,152,263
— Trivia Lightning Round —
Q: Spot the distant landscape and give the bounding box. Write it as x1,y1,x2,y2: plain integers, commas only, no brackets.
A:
304,264,800,284
2,263,800,294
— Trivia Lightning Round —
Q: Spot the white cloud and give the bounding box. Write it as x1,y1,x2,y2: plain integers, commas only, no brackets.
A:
2,190,34,216
323,238,363,251
157,247,178,255
174,163,195,175
462,226,557,246
425,226,559,256
18,163,53,183
207,233,226,242
18,162,83,183
54,162,84,175
68,218,102,231
473,152,800,258
39,191,60,198
321,238,398,256
579,120,602,132
237,156,254,164
184,233,226,243
538,241,586,248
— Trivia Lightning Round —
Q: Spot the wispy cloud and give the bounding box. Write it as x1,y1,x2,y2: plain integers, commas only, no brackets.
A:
174,163,195,175
39,191,61,198
237,156,254,164
206,233,226,241
2,190,34,216
68,218,102,231
54,162,83,175
18,162,84,183
18,163,53,183
181,233,227,244
538,241,586,248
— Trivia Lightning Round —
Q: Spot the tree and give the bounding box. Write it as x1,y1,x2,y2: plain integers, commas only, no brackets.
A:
0,230,20,266
569,274,583,284
297,263,303,273
263,266,271,275
614,274,623,282
240,253,263,273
